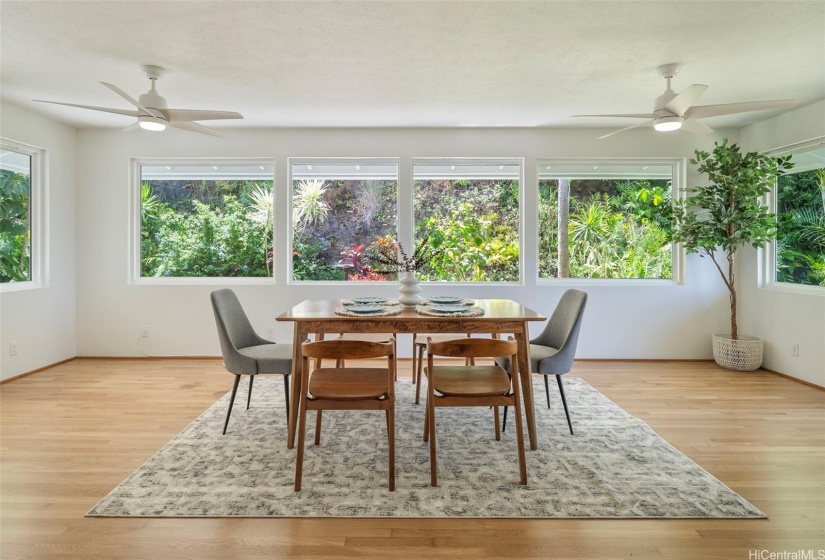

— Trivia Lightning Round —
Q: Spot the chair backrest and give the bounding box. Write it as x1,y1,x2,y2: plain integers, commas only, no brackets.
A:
210,289,261,354
532,289,587,371
427,337,518,361
301,338,395,361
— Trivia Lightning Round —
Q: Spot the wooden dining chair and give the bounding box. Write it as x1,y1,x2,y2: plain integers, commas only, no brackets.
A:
412,333,472,404
294,338,396,492
331,333,398,380
423,337,527,486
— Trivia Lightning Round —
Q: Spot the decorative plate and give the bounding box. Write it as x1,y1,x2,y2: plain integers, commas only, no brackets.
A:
428,304,472,313
347,304,386,314
351,296,389,304
428,296,464,304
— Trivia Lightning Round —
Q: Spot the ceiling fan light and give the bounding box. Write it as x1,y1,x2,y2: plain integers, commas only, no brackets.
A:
653,116,683,132
138,115,166,132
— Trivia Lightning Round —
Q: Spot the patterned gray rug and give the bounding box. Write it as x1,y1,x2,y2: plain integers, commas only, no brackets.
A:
87,376,764,518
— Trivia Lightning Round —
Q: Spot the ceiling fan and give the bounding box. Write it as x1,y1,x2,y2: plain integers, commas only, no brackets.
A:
573,63,797,140
34,65,243,138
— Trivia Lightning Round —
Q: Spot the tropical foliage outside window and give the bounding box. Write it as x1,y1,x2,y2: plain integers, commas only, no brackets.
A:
139,164,274,278
291,161,398,281
0,147,32,283
538,164,674,279
413,161,520,282
775,145,825,286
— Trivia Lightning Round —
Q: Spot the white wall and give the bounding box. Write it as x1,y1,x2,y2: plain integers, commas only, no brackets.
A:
75,126,736,359
0,102,77,380
739,100,825,387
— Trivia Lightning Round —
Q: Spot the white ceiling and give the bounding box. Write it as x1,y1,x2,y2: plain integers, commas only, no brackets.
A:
1,1,823,131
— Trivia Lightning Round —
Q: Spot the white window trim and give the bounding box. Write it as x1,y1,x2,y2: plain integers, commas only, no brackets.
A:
759,138,825,296
128,157,277,285
0,138,46,292
411,157,525,285
534,157,686,286
287,157,401,285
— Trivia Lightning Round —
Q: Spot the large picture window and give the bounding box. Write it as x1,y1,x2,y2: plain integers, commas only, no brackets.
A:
290,160,398,282
538,161,678,280
774,144,825,287
0,142,40,286
138,162,274,278
413,160,520,282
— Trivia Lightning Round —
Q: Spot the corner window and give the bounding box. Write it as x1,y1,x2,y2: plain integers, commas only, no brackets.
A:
290,160,398,282
136,161,274,280
538,160,680,281
413,159,521,283
774,143,825,288
0,141,42,288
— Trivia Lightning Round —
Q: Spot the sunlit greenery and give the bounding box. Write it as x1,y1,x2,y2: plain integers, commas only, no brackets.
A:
0,167,31,283
776,167,825,286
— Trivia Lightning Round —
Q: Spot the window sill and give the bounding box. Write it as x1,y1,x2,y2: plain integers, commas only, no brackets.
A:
131,277,277,286
760,281,825,297
0,281,44,293
536,277,681,287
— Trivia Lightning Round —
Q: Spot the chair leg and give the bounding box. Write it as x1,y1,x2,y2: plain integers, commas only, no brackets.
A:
428,398,438,487
246,375,254,410
494,406,501,441
557,375,574,435
423,394,429,442
314,410,323,445
387,407,395,491
411,338,417,384
222,375,241,435
283,375,290,420
513,395,528,485
545,375,551,409
415,345,424,405
502,406,508,433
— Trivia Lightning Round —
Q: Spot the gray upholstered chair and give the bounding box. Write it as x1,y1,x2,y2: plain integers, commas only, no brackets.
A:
497,289,587,435
210,289,293,435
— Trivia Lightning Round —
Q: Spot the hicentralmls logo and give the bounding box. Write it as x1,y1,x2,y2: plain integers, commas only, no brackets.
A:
749,551,825,560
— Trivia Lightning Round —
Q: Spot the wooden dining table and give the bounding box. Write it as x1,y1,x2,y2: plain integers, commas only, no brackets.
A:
276,299,546,450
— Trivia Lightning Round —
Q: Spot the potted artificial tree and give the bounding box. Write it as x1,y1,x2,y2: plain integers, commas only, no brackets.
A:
672,139,793,371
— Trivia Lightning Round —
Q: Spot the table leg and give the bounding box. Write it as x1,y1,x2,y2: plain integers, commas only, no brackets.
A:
287,325,307,449
514,329,537,450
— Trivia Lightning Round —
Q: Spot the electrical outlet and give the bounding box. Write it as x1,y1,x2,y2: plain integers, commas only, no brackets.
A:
9,342,17,356
791,343,799,357
267,328,276,340
140,325,150,338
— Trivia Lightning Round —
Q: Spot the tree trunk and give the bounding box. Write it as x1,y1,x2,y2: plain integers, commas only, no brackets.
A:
557,179,570,278
728,252,737,340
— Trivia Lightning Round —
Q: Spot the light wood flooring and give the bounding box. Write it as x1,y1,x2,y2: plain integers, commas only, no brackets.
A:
1,358,823,559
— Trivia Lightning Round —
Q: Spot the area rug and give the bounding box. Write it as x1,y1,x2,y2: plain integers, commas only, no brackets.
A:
87,377,765,518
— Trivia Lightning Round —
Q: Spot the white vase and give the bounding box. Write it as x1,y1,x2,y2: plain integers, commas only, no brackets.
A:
398,272,422,308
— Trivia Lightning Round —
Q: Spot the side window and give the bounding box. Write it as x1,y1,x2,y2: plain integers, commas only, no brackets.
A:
775,144,825,287
0,142,40,286
290,160,398,282
538,161,677,280
138,162,274,279
412,160,521,282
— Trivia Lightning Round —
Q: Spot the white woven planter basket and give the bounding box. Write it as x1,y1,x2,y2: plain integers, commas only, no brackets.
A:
712,334,764,371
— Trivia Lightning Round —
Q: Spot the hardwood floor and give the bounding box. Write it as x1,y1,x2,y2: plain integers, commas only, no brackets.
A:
1,358,823,559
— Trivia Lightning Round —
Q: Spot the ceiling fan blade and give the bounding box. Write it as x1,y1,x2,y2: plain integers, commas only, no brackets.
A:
597,119,654,140
33,99,139,117
573,113,656,119
100,82,164,119
162,109,244,122
685,99,797,119
167,120,229,139
121,122,141,133
680,119,713,134
662,84,708,116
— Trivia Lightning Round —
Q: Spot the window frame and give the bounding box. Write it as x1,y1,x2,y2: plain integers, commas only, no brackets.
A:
128,157,277,285
0,138,46,292
760,138,825,296
411,157,525,286
535,157,685,286
287,157,401,285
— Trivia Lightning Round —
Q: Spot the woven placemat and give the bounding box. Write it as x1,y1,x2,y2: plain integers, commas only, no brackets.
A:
415,304,485,317
335,304,404,317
